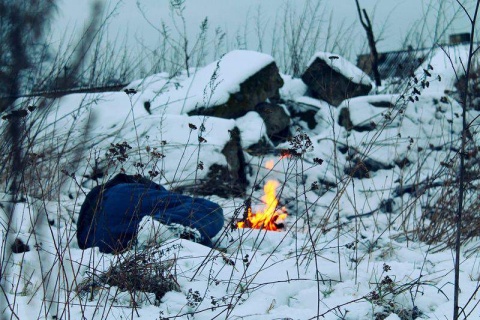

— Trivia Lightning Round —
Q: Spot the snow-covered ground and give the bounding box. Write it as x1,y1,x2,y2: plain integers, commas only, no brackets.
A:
1,48,480,320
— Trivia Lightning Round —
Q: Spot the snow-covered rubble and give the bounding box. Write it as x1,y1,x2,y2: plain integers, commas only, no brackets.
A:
2,49,480,319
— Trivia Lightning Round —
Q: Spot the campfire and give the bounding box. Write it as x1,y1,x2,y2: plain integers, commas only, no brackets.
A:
237,160,287,231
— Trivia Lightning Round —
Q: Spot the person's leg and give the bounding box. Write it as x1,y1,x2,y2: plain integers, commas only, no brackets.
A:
148,192,224,246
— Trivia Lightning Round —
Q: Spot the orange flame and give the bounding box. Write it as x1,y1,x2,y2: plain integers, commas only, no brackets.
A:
237,179,287,231
265,160,275,170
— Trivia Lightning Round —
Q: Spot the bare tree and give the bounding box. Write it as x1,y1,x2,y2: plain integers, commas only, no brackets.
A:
355,0,381,87
452,3,480,319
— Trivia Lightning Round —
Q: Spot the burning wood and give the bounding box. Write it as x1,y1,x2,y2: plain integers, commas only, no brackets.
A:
237,176,287,231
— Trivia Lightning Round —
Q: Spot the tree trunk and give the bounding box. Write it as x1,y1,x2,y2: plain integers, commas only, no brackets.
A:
355,0,381,87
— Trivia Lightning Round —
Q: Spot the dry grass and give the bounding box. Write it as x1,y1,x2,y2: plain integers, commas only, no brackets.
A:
415,144,480,252
77,245,180,304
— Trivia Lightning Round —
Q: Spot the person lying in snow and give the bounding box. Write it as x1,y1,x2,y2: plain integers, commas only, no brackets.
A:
76,173,224,253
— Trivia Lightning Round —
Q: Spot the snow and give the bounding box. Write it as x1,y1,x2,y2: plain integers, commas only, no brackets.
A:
2,49,480,320
295,96,331,109
414,44,470,94
279,74,308,100
149,50,275,115
339,94,404,128
235,111,270,148
22,90,236,187
127,72,171,92
384,313,401,320
309,52,373,86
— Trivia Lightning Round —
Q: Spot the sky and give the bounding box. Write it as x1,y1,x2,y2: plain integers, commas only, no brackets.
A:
51,0,472,75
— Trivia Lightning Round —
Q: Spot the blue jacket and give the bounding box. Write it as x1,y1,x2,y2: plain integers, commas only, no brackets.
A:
77,174,224,253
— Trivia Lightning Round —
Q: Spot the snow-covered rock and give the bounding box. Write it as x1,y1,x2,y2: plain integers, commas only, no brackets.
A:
254,102,290,141
150,50,283,119
302,52,373,106
338,94,402,131
286,96,333,134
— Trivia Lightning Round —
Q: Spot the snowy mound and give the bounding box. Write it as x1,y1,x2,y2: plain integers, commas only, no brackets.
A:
414,44,470,94
126,72,171,92
24,91,236,188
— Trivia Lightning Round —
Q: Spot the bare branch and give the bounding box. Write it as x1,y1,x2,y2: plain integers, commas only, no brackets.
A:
456,0,473,22
355,0,367,29
355,0,381,86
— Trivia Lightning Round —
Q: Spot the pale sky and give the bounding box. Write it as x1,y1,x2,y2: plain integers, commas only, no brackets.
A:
51,0,472,74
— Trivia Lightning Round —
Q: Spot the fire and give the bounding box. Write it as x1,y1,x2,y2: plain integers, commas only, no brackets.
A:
237,179,287,231
265,160,275,170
